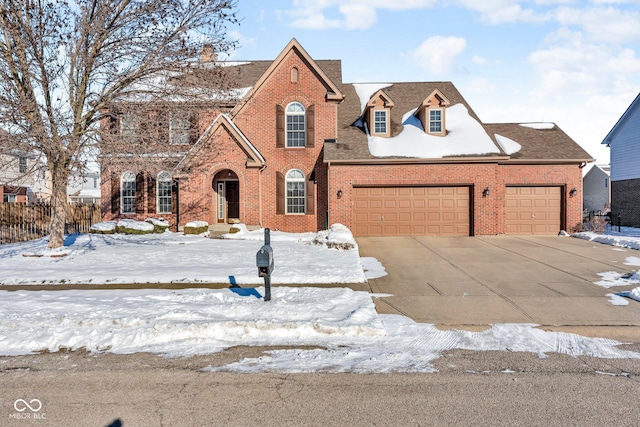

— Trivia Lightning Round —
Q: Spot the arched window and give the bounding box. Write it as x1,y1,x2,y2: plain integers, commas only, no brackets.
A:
286,102,305,147
286,169,305,214
291,67,298,83
121,171,136,214
157,171,172,214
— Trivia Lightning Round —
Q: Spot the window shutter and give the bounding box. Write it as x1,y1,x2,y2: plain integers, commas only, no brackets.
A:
109,110,120,134
306,177,315,215
276,171,285,214
147,176,156,214
189,112,199,144
158,109,169,144
135,172,144,213
306,104,314,148
111,173,120,214
276,105,285,148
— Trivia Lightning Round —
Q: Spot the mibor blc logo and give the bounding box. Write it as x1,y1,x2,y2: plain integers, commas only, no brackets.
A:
10,399,46,420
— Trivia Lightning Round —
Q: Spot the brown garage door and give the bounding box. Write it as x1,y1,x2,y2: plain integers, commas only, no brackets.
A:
505,186,561,235
352,186,470,236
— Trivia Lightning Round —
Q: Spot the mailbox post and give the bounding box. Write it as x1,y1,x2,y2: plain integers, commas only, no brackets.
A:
256,228,274,301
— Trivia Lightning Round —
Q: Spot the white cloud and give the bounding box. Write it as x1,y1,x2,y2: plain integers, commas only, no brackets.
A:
461,77,498,95
553,6,640,43
283,0,437,30
339,4,378,30
453,0,547,24
472,55,489,65
411,36,467,75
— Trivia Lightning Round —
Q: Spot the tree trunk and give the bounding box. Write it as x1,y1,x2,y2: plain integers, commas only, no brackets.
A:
48,166,68,248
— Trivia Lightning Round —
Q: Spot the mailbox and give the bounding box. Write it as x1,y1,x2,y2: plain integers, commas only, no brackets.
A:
256,228,274,301
257,245,274,277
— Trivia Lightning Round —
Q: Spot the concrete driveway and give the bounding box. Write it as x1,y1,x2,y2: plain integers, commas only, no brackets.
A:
357,235,640,339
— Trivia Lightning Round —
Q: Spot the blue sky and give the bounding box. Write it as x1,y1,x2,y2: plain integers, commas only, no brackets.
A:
225,1,640,164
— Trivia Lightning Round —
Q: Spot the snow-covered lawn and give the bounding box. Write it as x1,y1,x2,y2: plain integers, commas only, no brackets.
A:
0,224,366,286
0,223,639,373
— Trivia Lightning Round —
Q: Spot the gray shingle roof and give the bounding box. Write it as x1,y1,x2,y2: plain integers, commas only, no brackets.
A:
327,81,593,163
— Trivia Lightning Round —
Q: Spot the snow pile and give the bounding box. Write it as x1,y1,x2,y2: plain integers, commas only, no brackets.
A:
91,221,117,232
222,223,358,250
1,287,637,372
312,223,357,249
494,134,522,155
573,231,640,251
519,122,555,130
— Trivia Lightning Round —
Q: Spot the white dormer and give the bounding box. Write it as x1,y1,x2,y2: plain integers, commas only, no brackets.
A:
415,89,450,137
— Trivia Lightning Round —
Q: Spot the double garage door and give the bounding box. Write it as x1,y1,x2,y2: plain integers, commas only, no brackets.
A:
352,185,561,236
352,186,470,236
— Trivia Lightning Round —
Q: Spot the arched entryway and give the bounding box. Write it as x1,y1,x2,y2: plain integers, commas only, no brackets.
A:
213,170,239,223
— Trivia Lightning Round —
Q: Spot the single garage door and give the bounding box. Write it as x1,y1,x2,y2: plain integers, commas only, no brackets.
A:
352,186,470,236
505,186,561,235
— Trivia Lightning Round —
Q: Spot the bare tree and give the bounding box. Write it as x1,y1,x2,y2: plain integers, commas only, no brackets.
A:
0,0,238,248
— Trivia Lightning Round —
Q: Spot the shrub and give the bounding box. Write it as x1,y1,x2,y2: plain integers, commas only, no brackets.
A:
184,220,209,235
146,218,170,233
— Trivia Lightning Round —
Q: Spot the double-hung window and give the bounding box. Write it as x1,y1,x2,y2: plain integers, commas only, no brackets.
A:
286,169,305,214
429,109,443,133
373,110,387,134
157,171,172,214
121,171,136,214
286,102,305,147
170,111,191,144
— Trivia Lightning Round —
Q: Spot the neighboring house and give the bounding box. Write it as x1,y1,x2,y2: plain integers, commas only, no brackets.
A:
67,171,101,204
602,93,640,227
582,164,610,214
0,151,51,203
100,39,593,236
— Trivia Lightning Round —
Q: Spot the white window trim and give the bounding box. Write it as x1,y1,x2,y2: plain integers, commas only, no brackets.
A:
169,111,191,145
157,171,172,214
429,108,443,134
372,109,388,135
285,169,306,214
121,171,136,214
286,102,306,148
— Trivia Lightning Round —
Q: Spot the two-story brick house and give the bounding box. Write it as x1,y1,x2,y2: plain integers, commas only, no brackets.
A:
100,39,593,236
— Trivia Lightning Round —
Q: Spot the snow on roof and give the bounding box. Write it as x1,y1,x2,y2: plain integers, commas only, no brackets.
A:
494,134,522,155
367,104,500,158
519,122,555,130
353,83,393,113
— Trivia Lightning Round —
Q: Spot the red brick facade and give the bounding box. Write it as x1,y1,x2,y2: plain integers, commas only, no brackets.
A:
101,39,590,235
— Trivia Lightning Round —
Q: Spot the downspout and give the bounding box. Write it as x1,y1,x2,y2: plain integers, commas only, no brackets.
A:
326,161,331,229
258,164,266,227
174,179,180,232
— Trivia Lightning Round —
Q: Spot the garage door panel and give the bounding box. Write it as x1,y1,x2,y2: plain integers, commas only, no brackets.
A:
353,186,470,236
505,186,561,235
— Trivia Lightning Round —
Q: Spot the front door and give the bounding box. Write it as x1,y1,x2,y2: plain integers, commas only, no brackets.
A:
226,181,239,220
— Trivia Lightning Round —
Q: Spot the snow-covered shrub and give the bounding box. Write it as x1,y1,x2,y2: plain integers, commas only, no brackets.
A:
90,221,117,234
146,218,170,233
116,219,154,235
184,220,209,235
312,223,356,250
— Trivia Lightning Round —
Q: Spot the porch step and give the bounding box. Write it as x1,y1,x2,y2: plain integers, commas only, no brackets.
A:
208,223,261,237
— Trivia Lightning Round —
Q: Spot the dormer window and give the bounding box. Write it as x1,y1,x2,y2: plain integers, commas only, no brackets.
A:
364,89,394,138
373,110,387,134
417,89,451,137
429,109,442,133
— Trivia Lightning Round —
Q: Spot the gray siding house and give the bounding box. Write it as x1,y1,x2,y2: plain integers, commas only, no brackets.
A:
582,164,610,214
602,93,640,226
